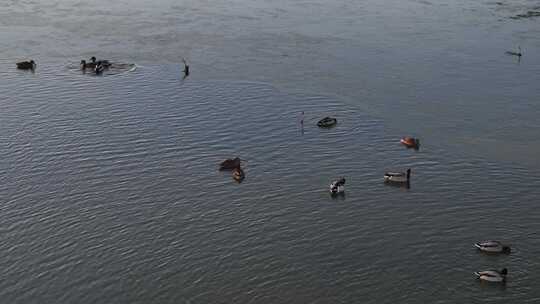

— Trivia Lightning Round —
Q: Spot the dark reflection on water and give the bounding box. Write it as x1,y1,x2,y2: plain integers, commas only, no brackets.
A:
1,65,540,303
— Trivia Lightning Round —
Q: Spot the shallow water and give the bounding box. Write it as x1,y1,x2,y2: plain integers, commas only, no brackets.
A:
1,0,540,303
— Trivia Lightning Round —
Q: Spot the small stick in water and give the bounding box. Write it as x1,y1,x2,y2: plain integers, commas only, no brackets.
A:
505,46,522,57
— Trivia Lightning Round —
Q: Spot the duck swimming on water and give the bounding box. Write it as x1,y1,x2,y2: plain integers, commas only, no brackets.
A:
16,60,36,70
400,137,420,150
384,169,411,184
475,240,511,254
475,268,507,283
220,157,241,170
317,117,337,128
81,57,111,70
330,177,346,194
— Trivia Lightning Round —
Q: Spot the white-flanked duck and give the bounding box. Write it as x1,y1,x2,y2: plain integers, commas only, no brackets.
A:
384,169,411,184
474,268,507,283
317,117,337,128
16,60,36,70
400,137,420,150
330,177,345,194
475,240,511,254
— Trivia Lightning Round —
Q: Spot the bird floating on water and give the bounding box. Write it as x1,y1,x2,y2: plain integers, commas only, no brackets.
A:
475,240,511,254
16,60,36,70
330,177,346,195
475,268,507,283
220,157,241,170
400,137,420,150
384,169,411,184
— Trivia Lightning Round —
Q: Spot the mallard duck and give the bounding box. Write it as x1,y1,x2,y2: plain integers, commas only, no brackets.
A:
474,268,507,283
475,240,511,254
232,167,245,182
220,157,241,170
16,60,36,70
384,169,411,183
330,177,345,194
400,137,420,149
317,117,337,128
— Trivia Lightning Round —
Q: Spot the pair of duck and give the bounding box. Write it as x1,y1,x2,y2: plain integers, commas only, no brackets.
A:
329,169,411,194
380,137,419,188
219,157,245,182
474,240,511,283
81,57,111,74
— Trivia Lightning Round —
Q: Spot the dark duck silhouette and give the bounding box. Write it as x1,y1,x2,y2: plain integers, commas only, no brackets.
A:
16,60,36,70
220,157,241,170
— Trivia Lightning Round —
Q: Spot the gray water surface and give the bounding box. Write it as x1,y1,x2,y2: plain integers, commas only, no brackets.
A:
1,0,540,303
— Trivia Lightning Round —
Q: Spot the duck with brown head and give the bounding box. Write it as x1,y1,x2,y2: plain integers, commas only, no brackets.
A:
232,166,245,182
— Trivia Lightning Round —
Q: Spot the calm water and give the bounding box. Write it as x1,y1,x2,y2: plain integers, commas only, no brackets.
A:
1,0,540,303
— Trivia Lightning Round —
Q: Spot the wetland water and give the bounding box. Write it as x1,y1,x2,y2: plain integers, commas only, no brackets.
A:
1,0,540,303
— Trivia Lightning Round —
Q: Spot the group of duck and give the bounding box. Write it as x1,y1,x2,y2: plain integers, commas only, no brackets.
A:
16,56,112,74
16,56,516,283
16,57,190,78
311,116,512,284
474,240,511,283
320,114,417,195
